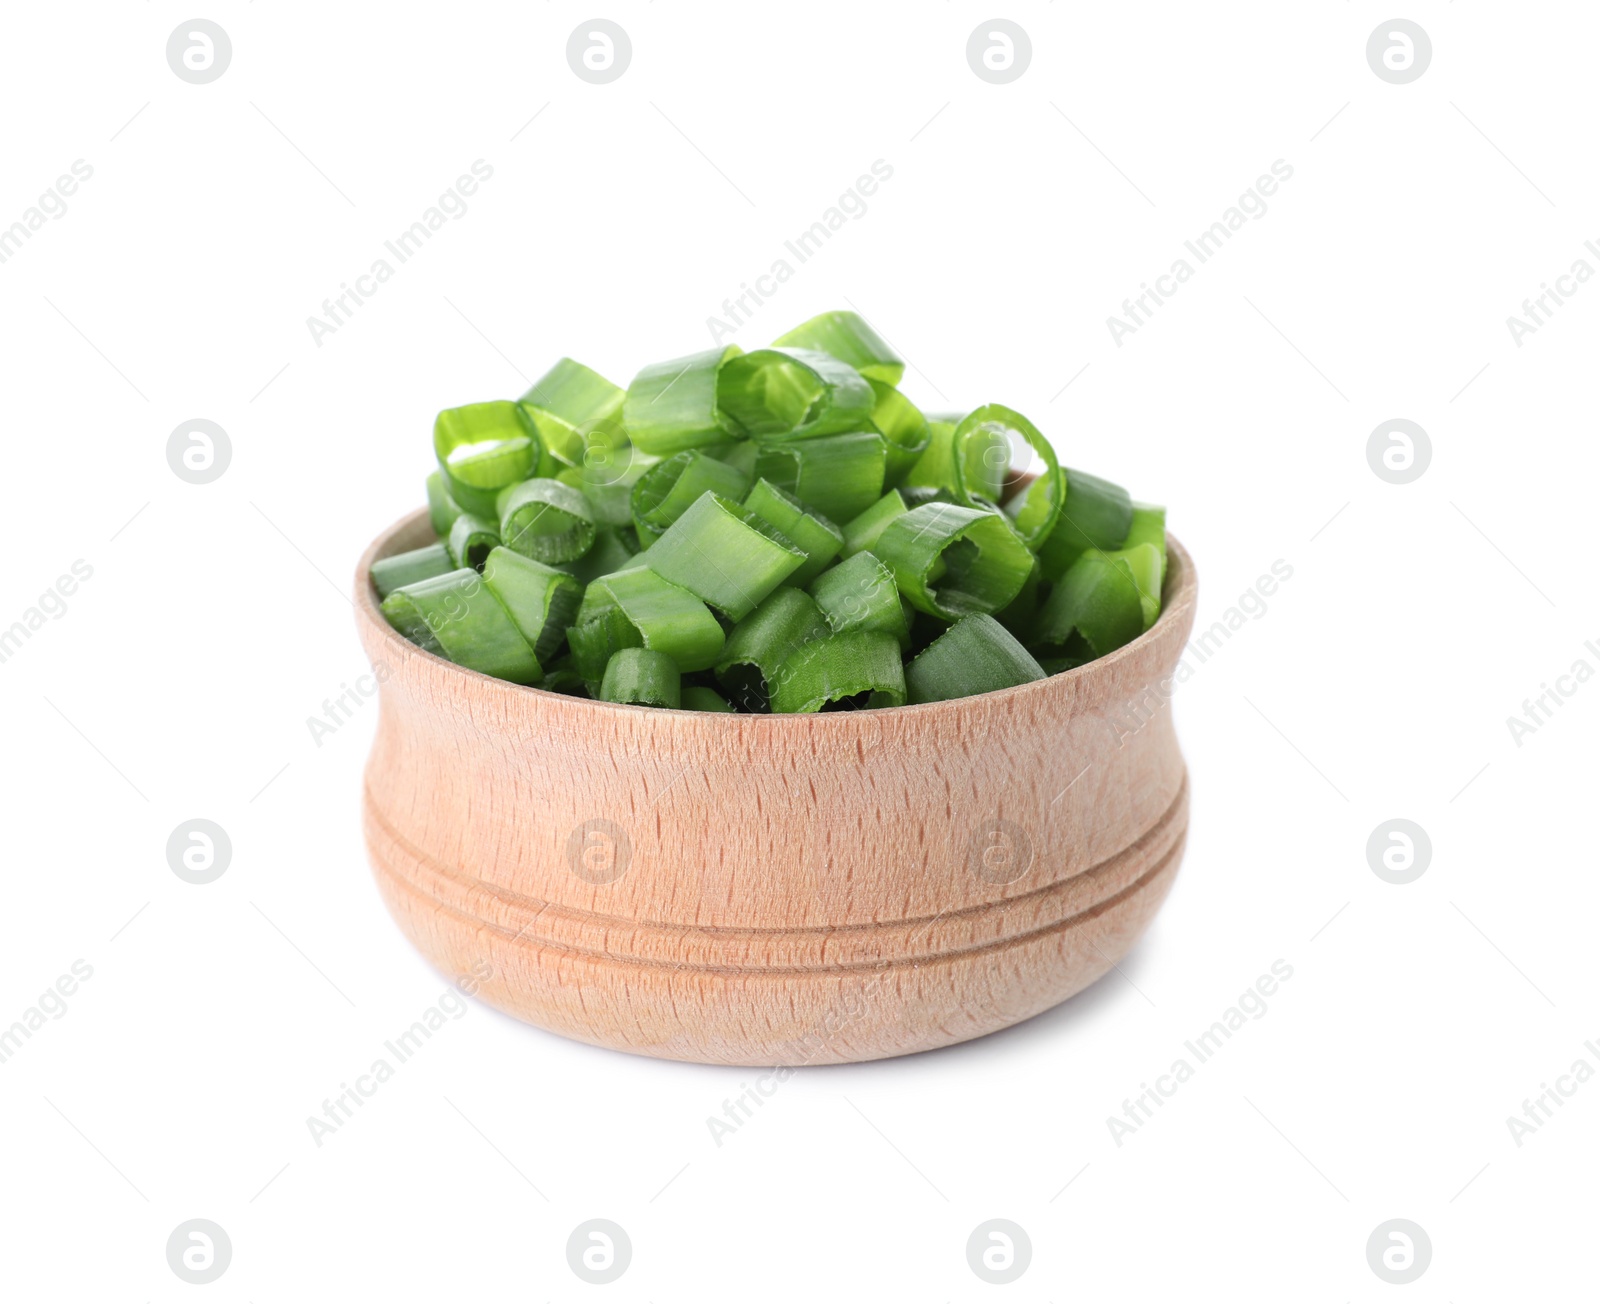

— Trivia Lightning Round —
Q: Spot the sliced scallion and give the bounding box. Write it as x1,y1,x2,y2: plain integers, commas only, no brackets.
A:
1034,542,1162,656
646,492,805,621
624,346,742,455
905,614,1045,704
682,685,735,712
381,569,541,684
446,512,500,571
631,451,751,544
497,477,597,564
808,551,909,649
1124,502,1167,584
372,542,454,598
518,358,625,467
753,430,887,525
433,401,539,517
481,546,583,663
742,479,844,586
771,310,903,385
713,587,829,711
952,405,1061,547
717,348,875,440
868,379,931,484
570,565,725,682
1034,468,1133,582
874,501,1034,619
770,631,906,713
840,489,907,558
600,647,681,708
426,470,462,537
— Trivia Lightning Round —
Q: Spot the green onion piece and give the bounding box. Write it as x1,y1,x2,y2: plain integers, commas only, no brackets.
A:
715,439,761,479
771,310,904,385
874,502,1034,619
948,405,1061,547
905,614,1045,704
868,380,930,485
1034,543,1161,656
433,401,539,517
371,543,453,598
808,551,910,649
899,484,954,510
497,478,597,564
682,685,735,712
580,446,657,529
1124,502,1167,584
518,357,625,467
631,451,751,544
1034,468,1134,582
561,528,640,585
993,555,1043,642
646,493,805,621
446,512,500,571
742,479,843,586
600,648,681,708
754,430,887,525
770,631,906,713
840,489,907,558
717,348,875,440
426,470,462,537
481,546,583,663
541,656,590,696
570,566,725,682
902,414,1008,503
713,587,830,711
624,346,743,455
381,569,541,684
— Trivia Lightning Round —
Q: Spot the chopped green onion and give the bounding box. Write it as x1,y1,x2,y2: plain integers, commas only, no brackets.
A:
426,470,462,536
713,587,830,711
372,542,454,598
902,413,1007,502
631,451,751,543
481,546,583,663
624,346,742,455
771,310,903,385
754,430,887,524
950,405,1061,547
581,447,659,529
541,656,589,695
868,380,930,484
770,631,906,713
561,528,641,585
497,477,597,564
381,569,541,684
715,438,761,479
808,551,909,649
840,489,907,558
1034,543,1161,656
446,512,499,571
1034,468,1133,582
518,357,626,467
905,614,1045,704
874,502,1034,619
682,685,735,712
742,479,843,586
433,401,539,517
646,493,805,621
717,348,875,440
569,565,725,682
600,648,681,708
1124,502,1167,584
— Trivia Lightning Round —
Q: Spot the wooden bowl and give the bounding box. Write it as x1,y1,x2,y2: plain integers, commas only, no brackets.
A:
355,509,1197,1065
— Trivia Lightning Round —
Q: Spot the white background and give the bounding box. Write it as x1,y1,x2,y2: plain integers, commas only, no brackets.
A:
2,2,1596,1298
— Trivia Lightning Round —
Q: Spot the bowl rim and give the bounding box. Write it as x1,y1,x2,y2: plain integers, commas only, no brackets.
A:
355,507,1197,723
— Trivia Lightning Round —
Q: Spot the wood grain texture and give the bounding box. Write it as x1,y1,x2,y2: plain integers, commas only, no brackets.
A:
355,509,1198,1065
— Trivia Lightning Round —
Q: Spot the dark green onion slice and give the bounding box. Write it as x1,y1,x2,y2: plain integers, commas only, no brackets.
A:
874,502,1034,619
624,346,742,455
433,401,539,517
905,614,1045,704
518,357,625,467
646,493,805,621
771,310,904,385
717,348,875,440
570,566,725,681
631,451,751,544
600,648,681,708
481,546,583,664
561,528,641,585
840,489,907,558
541,656,589,696
1034,468,1133,582
381,569,541,684
949,405,1061,547
754,430,887,525
446,512,500,571
372,543,453,598
868,379,931,484
742,479,844,586
426,470,462,537
1124,502,1167,584
902,414,1006,502
770,631,906,713
497,478,597,564
808,551,909,649
1034,543,1162,656
993,555,1043,642
682,685,735,712
713,587,830,711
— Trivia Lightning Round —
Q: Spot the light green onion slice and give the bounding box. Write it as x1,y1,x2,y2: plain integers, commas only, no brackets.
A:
497,478,597,564
868,379,931,484
874,502,1034,619
381,569,541,684
770,631,906,713
808,551,909,649
581,447,659,529
905,614,1045,704
446,512,499,571
754,430,887,525
646,493,805,621
426,470,462,536
714,587,830,711
1034,468,1133,582
902,413,1007,503
682,685,735,712
717,347,875,440
481,546,583,663
771,310,903,385
742,478,844,586
568,565,725,683
624,346,742,455
715,438,761,479
600,648,681,708
561,528,640,585
1034,542,1162,656
840,489,907,558
949,405,1061,547
518,358,625,467
1124,502,1167,584
372,543,454,598
631,451,751,544
433,401,539,517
